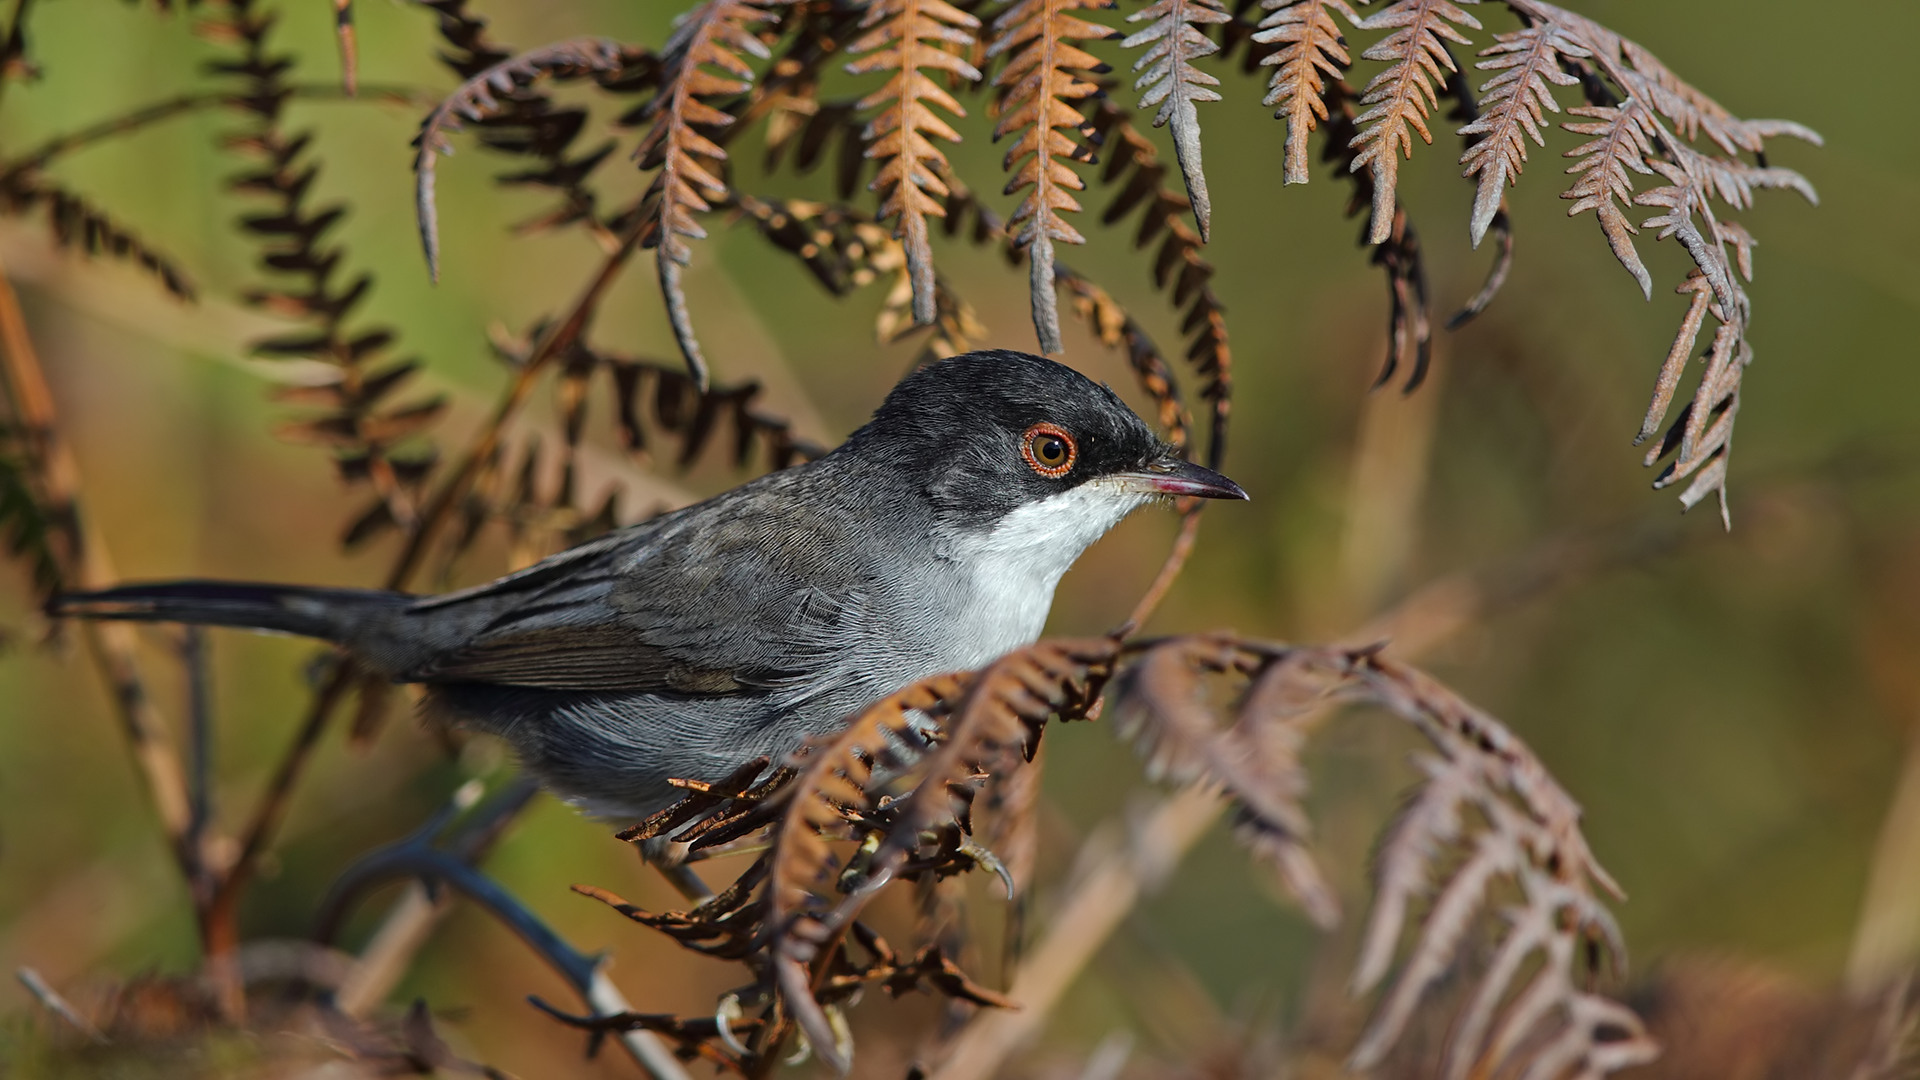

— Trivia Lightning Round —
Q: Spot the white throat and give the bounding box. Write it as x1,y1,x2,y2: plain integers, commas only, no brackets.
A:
937,478,1153,664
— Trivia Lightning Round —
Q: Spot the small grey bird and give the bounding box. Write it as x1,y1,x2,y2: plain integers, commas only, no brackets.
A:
52,350,1246,818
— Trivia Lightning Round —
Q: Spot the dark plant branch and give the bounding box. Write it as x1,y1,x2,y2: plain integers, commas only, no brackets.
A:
313,801,692,1080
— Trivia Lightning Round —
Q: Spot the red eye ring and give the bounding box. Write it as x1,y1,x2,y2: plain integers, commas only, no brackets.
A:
1021,422,1078,478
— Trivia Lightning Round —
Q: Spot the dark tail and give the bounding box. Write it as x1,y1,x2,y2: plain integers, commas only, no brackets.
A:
49,580,413,644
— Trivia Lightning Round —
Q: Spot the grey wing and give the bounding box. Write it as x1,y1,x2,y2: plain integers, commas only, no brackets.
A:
395,509,870,694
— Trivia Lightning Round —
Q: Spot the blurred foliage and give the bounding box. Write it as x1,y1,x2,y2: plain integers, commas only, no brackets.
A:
0,0,1915,1076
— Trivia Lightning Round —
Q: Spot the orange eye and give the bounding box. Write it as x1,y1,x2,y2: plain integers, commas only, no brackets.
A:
1021,423,1077,478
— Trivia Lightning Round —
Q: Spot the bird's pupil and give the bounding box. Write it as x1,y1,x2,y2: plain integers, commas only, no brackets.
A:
1039,436,1064,463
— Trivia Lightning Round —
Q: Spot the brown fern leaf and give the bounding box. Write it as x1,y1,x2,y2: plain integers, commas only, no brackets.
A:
601,349,825,471
1252,0,1362,185
1617,34,1821,156
1560,98,1658,298
1515,2,1817,519
1121,0,1231,239
746,3,871,163
421,0,655,250
766,672,967,1072
1457,23,1584,246
1345,651,1638,1077
206,0,443,546
878,267,989,364
412,37,626,281
1115,638,1342,926
0,175,197,300
734,193,897,297
1443,870,1654,1080
770,639,1116,1071
845,0,982,324
1320,78,1432,390
767,675,969,960
636,0,778,392
1508,0,1820,158
1639,270,1712,446
987,0,1117,354
734,189,987,364
1631,159,1748,518
1346,0,1481,244
863,639,1116,898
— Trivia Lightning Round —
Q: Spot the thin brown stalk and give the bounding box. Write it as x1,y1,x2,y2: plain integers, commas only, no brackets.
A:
0,253,194,865
0,84,429,180
1115,506,1203,636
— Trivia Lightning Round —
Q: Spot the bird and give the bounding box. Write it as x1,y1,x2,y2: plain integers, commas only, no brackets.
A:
51,350,1247,819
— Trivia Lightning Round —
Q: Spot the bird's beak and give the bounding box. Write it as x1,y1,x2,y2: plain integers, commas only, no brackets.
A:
1114,456,1249,500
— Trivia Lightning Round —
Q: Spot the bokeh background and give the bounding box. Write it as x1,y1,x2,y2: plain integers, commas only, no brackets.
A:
1,0,1916,1074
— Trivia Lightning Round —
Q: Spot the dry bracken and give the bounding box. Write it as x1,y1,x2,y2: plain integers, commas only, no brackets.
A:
1120,0,1231,238
987,0,1116,354
1253,0,1363,185
845,0,982,324
634,0,780,391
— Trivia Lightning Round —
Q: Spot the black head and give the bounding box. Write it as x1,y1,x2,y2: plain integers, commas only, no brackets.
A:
847,350,1244,530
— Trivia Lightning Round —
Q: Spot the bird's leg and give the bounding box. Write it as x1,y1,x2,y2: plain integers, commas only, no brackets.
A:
655,861,715,906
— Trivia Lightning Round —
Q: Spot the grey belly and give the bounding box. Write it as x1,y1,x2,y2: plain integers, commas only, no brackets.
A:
431,668,935,820
431,575,1048,820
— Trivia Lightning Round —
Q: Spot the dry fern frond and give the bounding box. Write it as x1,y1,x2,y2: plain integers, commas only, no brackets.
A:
1121,0,1231,238
987,0,1117,354
1115,637,1343,926
419,1,652,248
570,634,1641,1078
1457,23,1584,246
1509,0,1819,159
1447,0,1820,516
766,639,1115,1070
1099,640,1644,1077
1347,0,1481,243
879,268,989,364
1345,652,1645,1078
204,0,444,545
411,36,626,281
734,193,896,297
600,349,825,471
766,673,970,1071
1320,78,1432,390
1560,97,1658,298
0,175,196,299
636,0,779,392
845,0,982,324
0,442,62,600
744,2,870,155
1252,0,1362,185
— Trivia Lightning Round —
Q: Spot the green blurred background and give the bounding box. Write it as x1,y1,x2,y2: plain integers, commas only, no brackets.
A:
0,0,1915,1074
